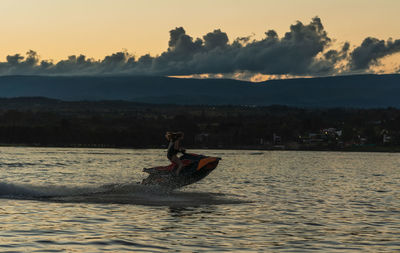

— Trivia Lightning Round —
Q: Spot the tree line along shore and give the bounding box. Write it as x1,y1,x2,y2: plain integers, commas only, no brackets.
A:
0,97,399,151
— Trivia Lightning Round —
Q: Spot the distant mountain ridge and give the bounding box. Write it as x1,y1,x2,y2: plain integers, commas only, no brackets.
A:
0,74,399,108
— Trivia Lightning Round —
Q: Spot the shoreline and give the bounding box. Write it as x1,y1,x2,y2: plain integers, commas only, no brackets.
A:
1,98,400,153
2,143,400,153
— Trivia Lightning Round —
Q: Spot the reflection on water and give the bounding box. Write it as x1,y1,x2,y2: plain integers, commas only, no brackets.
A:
0,147,399,252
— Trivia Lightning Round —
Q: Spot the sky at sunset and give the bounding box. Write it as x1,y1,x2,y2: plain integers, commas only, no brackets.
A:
1,0,399,79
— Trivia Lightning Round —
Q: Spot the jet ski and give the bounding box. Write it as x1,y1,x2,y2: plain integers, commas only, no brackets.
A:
141,153,221,189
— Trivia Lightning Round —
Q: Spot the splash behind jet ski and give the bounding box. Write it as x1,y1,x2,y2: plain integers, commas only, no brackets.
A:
141,153,221,189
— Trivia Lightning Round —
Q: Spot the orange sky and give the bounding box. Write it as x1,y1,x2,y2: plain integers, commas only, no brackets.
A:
0,0,399,71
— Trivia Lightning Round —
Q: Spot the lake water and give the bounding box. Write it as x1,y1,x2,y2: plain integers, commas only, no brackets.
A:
0,147,399,252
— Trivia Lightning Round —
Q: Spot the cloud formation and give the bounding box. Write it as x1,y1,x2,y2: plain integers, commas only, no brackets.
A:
0,17,398,78
349,37,400,70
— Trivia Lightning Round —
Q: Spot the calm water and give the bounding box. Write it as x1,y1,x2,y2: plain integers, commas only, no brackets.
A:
0,147,399,252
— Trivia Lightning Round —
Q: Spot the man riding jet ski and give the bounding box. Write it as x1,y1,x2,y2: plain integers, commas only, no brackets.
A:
142,152,221,189
141,132,221,189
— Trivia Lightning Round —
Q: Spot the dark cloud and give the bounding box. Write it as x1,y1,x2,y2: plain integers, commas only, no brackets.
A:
203,29,229,50
324,42,350,63
6,54,24,65
49,55,98,75
148,17,336,76
166,27,203,58
349,37,400,70
0,51,42,74
0,17,398,78
232,17,333,75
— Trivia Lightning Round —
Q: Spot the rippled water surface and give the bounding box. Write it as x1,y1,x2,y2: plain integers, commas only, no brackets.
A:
0,147,399,252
